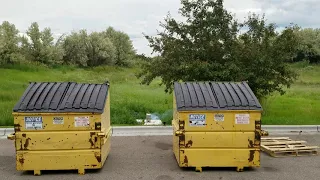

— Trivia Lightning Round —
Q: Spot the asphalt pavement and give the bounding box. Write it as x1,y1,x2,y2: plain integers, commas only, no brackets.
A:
0,134,319,180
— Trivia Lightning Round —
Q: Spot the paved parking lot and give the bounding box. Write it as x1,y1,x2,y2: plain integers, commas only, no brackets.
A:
0,134,319,180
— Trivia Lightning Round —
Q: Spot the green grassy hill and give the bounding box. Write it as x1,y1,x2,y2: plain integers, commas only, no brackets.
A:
0,62,319,126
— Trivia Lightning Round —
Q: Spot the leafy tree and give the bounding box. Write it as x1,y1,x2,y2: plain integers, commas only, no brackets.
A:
22,22,63,64
235,14,299,97
0,21,22,65
62,30,89,66
87,32,116,66
294,28,320,63
63,30,116,67
103,27,135,66
138,0,299,98
25,22,42,62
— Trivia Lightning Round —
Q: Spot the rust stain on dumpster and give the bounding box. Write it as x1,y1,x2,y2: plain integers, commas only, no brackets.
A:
19,158,25,165
14,124,21,131
248,139,254,148
89,139,94,147
248,150,255,162
24,138,31,150
185,140,193,148
95,155,101,163
183,155,188,166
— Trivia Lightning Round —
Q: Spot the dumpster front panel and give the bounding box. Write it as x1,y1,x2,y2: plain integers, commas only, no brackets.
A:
14,131,102,150
16,149,102,171
180,111,260,132
173,111,261,169
13,113,102,132
182,132,256,148
179,149,260,167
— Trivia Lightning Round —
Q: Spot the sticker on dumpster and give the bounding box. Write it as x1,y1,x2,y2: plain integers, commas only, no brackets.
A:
53,117,64,124
214,114,224,122
74,116,90,127
25,116,43,130
235,114,250,124
189,114,206,126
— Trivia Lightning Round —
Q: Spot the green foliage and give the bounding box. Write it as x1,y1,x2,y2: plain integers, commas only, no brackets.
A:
293,28,320,63
139,0,299,98
62,30,89,66
87,32,116,66
22,22,63,65
0,20,135,68
235,14,299,97
0,21,23,65
103,27,136,66
62,30,116,67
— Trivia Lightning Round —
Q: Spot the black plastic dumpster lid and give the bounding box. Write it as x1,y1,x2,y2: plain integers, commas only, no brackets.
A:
174,81,262,111
13,82,109,113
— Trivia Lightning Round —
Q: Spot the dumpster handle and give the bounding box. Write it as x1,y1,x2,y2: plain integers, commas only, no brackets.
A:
7,133,15,140
175,130,184,136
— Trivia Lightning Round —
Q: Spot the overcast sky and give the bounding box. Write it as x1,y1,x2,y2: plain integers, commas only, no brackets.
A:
0,0,318,56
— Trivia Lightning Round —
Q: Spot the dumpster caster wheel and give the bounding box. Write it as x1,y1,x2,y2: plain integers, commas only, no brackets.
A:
34,170,41,176
78,169,85,175
236,167,244,172
195,167,202,172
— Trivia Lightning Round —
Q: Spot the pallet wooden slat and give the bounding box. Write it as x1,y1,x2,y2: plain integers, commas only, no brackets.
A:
261,137,319,157
261,137,290,140
262,141,307,146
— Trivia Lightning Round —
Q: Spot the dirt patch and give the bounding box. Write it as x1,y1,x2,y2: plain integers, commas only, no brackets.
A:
155,142,171,150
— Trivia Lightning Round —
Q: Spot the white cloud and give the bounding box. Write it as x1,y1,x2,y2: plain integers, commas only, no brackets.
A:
0,0,317,56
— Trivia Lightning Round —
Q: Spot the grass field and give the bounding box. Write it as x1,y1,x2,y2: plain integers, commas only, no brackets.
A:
0,62,319,126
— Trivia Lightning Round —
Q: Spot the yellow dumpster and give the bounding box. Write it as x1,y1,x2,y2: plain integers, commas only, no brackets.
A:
172,81,262,172
7,82,111,175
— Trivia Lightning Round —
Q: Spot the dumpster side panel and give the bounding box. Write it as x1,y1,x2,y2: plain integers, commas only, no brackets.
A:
100,92,111,166
101,129,111,166
179,149,260,167
16,150,102,171
101,91,110,131
172,120,180,163
172,94,181,164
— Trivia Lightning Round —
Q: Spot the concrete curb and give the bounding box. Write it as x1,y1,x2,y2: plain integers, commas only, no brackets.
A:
1,125,319,138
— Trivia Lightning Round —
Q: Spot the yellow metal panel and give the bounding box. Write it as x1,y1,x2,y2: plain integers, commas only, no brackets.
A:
101,91,110,131
101,130,112,166
179,149,260,168
14,131,102,150
179,111,261,132
16,149,102,171
172,120,180,163
183,132,256,148
13,113,102,132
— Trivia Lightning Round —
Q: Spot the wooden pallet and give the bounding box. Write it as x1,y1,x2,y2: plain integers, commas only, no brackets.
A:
261,137,319,157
